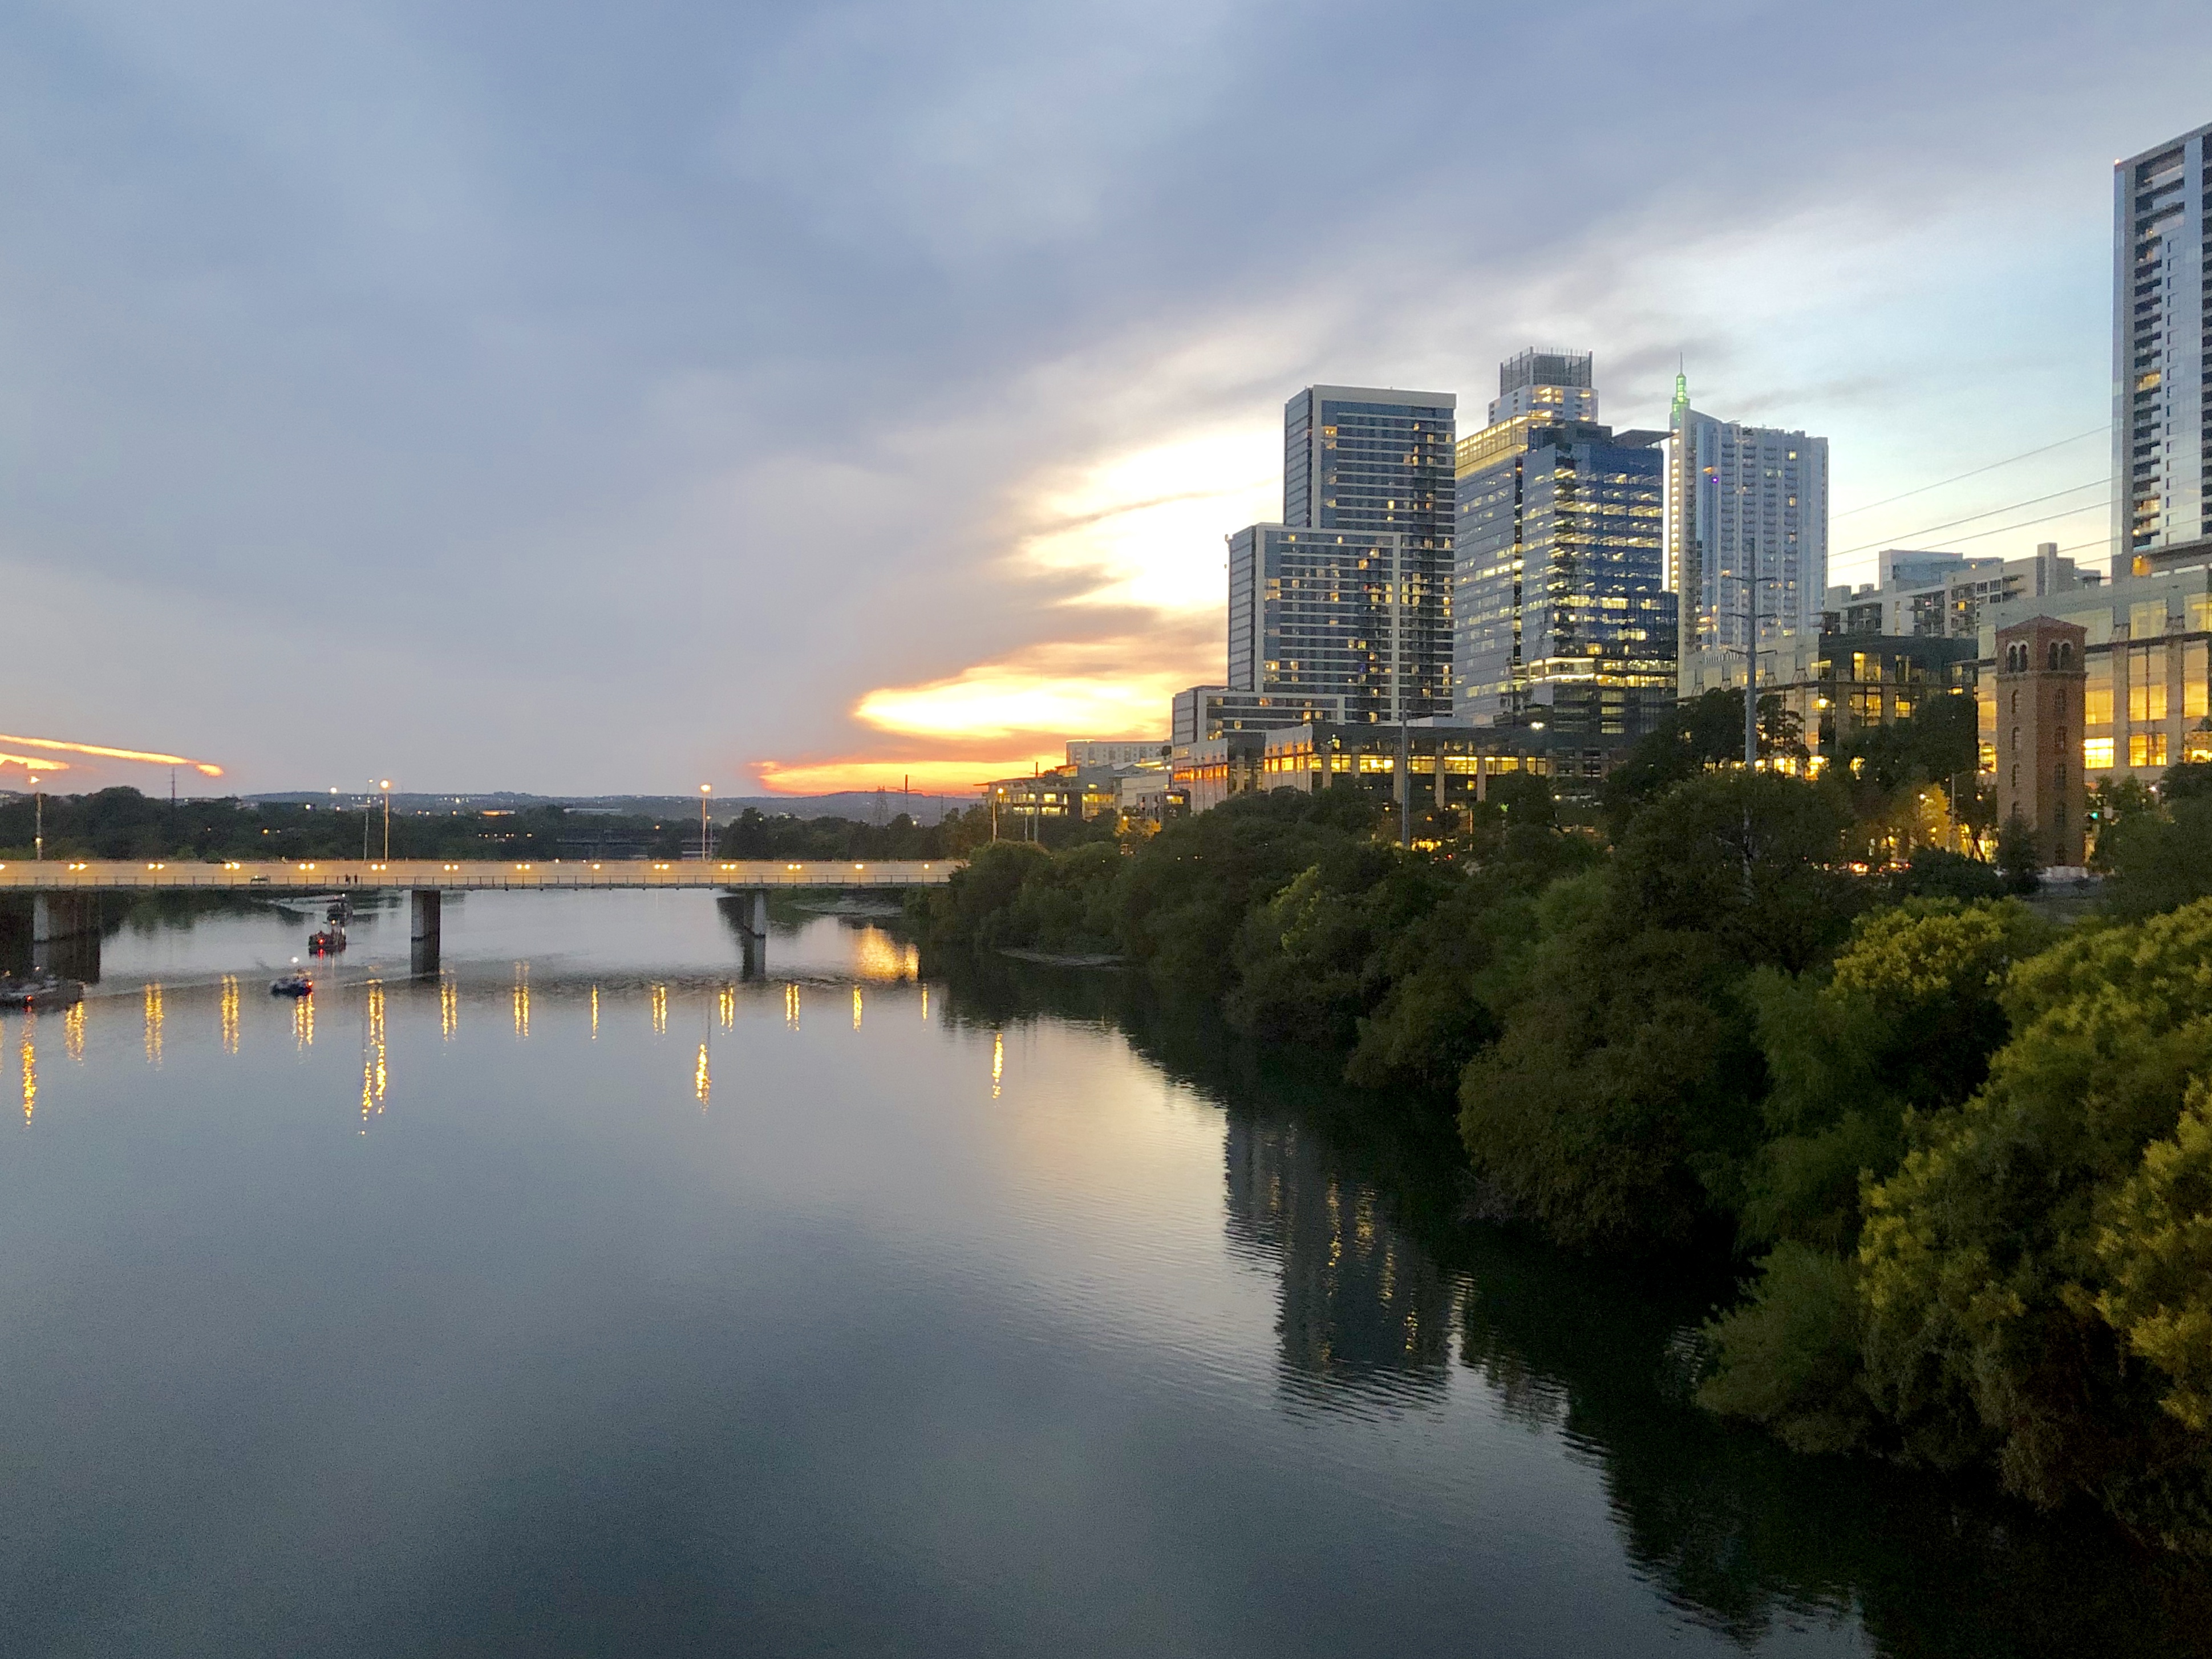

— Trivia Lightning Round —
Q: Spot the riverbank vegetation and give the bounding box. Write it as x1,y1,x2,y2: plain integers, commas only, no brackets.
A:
911,701,2212,1556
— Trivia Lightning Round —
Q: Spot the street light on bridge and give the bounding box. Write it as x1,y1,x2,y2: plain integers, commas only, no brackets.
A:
380,780,392,861
699,784,712,861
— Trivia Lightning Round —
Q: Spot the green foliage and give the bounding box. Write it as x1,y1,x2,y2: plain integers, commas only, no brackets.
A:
2103,797,2212,918
1995,813,2043,893
2094,1081,2212,1437
1857,900,2212,1546
1740,899,2048,1253
1698,1243,1873,1455
1459,899,1763,1249
1599,688,1752,838
1613,770,1859,974
1836,692,1979,794
1890,846,2006,901
718,806,954,860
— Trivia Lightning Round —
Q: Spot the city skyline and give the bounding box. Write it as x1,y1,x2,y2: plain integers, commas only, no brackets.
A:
2,6,2206,794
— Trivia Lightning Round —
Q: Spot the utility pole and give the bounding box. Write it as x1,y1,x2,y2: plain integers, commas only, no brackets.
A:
33,776,43,861
1743,573,1760,769
699,783,713,861
380,780,392,860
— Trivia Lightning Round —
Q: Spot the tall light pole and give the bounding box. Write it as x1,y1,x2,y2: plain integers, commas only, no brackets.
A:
33,773,44,862
699,784,713,861
380,780,392,861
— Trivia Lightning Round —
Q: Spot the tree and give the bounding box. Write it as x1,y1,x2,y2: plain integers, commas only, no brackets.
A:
1856,899,2212,1546
1613,770,1859,974
1994,812,2041,894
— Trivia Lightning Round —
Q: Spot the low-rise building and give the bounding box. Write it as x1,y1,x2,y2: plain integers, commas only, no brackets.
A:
1826,543,2097,642
1255,723,1617,810
1975,546,2212,792
1171,686,1346,747
1681,631,1978,761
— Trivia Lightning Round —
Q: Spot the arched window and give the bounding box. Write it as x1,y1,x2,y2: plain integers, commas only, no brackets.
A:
2056,763,2067,790
2060,642,2075,669
2056,723,2067,752
2011,725,2020,753
2011,690,2020,715
2011,764,2020,789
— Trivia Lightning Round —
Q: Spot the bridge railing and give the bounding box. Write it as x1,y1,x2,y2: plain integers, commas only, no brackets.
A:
0,858,959,893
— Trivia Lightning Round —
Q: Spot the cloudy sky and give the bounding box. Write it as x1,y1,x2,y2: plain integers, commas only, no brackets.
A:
3,1,2208,796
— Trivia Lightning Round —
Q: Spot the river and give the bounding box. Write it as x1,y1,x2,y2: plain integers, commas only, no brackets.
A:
0,889,2205,1656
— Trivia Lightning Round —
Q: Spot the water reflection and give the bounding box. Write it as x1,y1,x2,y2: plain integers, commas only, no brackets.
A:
441,975,459,1041
143,983,164,1068
650,982,666,1036
64,1000,83,1063
359,981,387,1134
220,975,240,1055
293,988,314,1050
1225,1113,1451,1407
513,966,530,1040
18,1011,34,1126
852,985,863,1030
694,1041,710,1111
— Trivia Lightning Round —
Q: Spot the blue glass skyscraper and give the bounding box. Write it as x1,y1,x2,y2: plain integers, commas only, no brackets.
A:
1453,353,1676,739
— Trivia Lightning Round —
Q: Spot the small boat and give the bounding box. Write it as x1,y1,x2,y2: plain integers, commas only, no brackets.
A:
270,973,314,997
307,928,347,954
0,975,84,1011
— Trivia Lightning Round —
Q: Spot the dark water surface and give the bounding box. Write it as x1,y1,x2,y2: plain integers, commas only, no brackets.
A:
0,890,2206,1656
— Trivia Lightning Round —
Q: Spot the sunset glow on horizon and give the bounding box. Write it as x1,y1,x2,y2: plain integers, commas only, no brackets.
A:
0,733,224,777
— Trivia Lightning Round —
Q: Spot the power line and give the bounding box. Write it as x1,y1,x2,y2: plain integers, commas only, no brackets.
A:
1833,477,2108,559
1832,426,2106,519
1921,500,2111,553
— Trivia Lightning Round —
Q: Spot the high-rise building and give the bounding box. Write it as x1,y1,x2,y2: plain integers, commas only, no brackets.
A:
1226,526,1447,723
2115,123,2212,563
1216,386,1457,727
1664,373,1830,674
1452,352,1676,737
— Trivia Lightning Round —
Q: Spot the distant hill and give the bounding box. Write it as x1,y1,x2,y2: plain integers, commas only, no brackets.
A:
240,789,973,826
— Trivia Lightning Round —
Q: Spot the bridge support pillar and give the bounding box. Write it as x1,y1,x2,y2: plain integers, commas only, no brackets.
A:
31,894,101,982
410,890,442,977
732,887,769,979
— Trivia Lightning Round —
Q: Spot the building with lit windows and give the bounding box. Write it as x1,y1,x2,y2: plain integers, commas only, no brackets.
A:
1680,629,1976,762
2115,123,2212,563
1975,554,2212,795
1282,384,1457,544
1826,544,2095,640
1254,722,1622,808
1665,372,1829,675
1226,526,1447,723
1452,351,1675,739
1170,685,1345,747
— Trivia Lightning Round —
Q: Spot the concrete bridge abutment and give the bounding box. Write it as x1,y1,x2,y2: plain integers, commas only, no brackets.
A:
410,890,441,977
31,893,101,981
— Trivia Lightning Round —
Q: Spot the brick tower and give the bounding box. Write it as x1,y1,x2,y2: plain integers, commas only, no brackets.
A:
1994,616,2087,867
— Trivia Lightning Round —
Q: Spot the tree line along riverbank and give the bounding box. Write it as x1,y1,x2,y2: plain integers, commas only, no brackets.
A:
906,698,2212,1559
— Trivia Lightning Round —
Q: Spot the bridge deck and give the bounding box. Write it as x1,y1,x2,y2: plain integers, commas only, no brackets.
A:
0,858,957,893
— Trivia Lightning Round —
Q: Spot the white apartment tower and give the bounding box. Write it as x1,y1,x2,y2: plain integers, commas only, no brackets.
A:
2116,123,2212,562
1664,372,1830,667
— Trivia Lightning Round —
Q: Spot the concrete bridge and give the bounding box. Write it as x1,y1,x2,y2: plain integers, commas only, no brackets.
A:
0,858,957,980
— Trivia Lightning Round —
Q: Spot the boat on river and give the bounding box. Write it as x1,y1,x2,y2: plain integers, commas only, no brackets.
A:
307,927,347,955
269,972,314,997
0,974,85,1010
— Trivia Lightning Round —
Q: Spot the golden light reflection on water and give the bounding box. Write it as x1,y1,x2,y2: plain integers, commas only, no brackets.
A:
784,982,800,1029
294,989,315,1049
650,983,667,1036
850,928,921,983
694,1042,710,1112
991,1030,1004,1099
220,975,240,1054
852,986,863,1031
589,985,598,1040
441,976,459,1041
513,966,531,1040
143,984,164,1068
718,984,735,1030
360,981,387,1133
19,1012,35,1126
64,1000,84,1062
920,984,929,1023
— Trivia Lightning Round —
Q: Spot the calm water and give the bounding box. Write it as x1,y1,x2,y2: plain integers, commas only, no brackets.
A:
0,890,2206,1657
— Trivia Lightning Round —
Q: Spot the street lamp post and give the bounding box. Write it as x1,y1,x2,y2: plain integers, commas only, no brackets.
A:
33,774,43,862
699,784,713,861
380,780,392,861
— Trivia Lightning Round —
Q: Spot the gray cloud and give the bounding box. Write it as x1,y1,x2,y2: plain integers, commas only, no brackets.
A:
2,0,2209,789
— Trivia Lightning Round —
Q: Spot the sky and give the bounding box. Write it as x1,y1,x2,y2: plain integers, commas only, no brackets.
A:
2,1,2209,797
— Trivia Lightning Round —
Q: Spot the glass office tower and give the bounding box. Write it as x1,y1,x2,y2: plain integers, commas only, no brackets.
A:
2116,123,2212,562
1452,354,1675,737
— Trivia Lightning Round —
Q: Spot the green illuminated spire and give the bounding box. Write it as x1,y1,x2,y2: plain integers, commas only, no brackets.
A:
1670,359,1690,427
